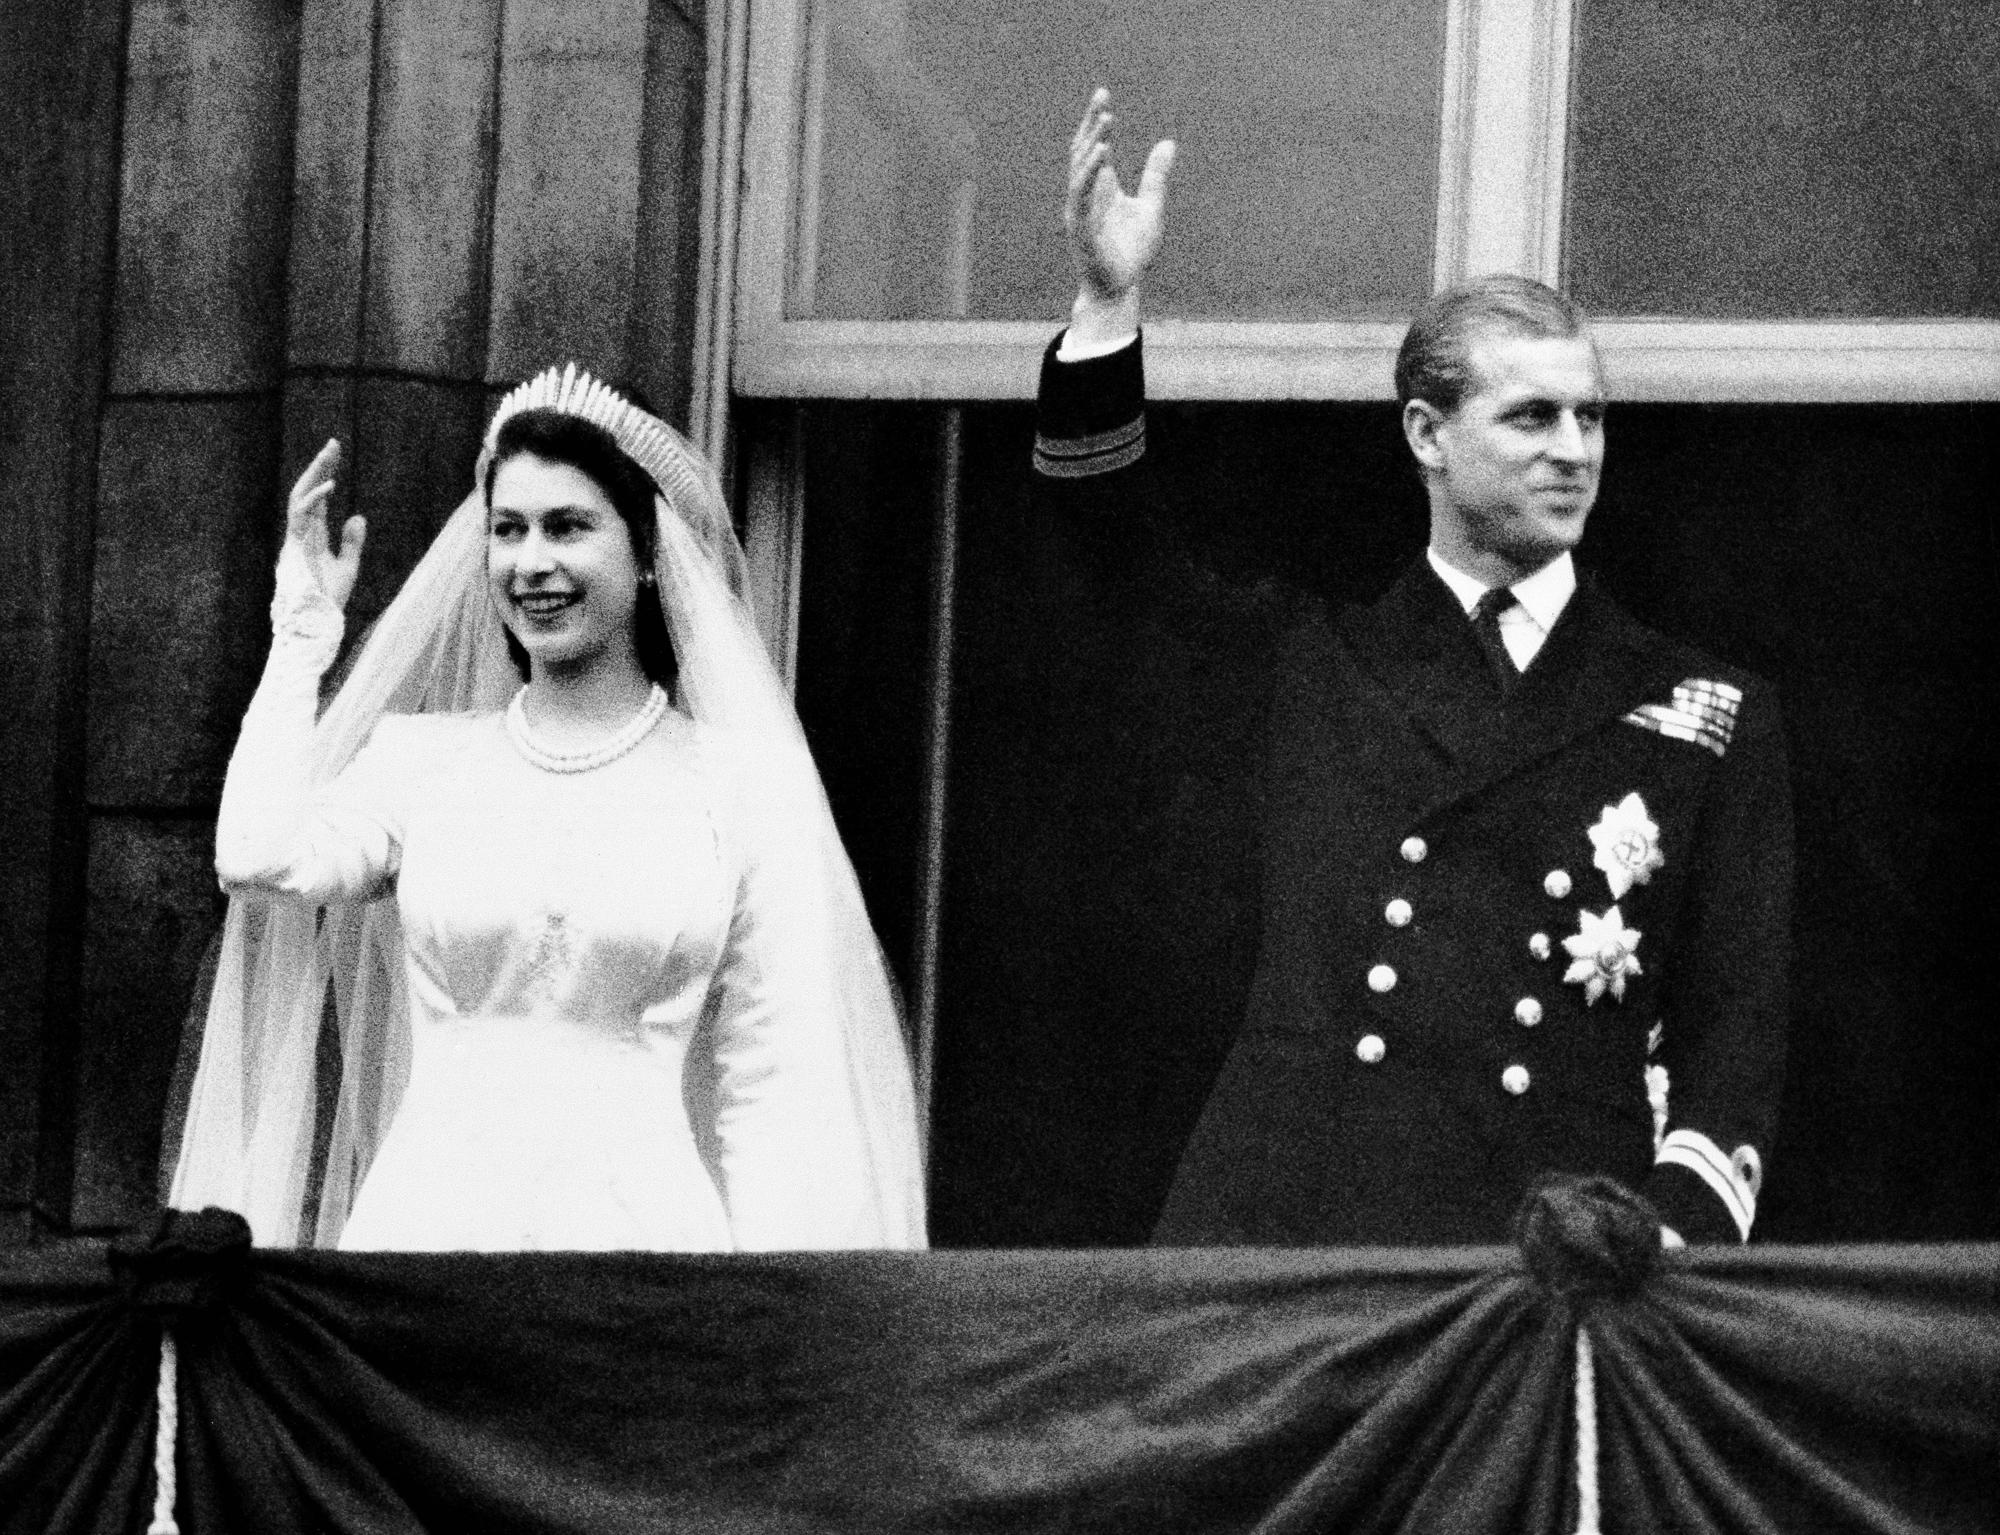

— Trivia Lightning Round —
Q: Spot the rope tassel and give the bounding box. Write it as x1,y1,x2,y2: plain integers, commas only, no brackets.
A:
148,1328,179,1535
1574,1325,1601,1535
1510,1176,1658,1535
106,1208,251,1535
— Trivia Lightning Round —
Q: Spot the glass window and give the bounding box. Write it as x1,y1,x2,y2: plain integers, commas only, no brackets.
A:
1566,0,2000,318
790,0,1450,321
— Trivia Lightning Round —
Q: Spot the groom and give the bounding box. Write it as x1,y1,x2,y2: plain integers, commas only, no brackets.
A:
1034,93,1793,1246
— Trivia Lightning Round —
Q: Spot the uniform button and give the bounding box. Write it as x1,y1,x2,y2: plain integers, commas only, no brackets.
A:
1529,932,1552,961
1544,869,1572,899
1502,1065,1531,1095
1384,898,1413,927
1367,964,1398,994
1356,1034,1386,1065
1401,836,1428,864
1514,997,1543,1027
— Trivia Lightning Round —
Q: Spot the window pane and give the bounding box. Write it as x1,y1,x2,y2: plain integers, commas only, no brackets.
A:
1567,0,2000,318
792,0,1448,321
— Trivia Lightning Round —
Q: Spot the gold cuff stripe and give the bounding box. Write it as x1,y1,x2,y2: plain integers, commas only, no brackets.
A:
1034,414,1145,459
1034,422,1146,479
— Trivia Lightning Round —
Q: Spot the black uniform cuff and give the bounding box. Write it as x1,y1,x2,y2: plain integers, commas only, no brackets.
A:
1033,332,1146,479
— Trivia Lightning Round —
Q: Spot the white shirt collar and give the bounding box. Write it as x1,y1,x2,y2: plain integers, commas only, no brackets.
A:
1426,548,1577,637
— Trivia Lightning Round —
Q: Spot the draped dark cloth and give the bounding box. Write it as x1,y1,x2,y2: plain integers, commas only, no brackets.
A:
3,1205,1994,1534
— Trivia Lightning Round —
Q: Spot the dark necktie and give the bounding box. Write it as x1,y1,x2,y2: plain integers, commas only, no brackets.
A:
1470,587,1521,696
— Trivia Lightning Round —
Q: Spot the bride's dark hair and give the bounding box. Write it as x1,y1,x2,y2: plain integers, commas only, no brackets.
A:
484,407,678,690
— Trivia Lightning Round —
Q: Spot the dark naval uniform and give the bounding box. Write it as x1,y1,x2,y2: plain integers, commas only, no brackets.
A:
1034,334,1793,1246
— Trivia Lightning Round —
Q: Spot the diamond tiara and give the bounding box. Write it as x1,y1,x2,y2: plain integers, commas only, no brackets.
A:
481,363,728,547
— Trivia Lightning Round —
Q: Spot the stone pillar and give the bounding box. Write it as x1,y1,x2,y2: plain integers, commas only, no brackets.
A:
0,0,130,1243
71,0,303,1231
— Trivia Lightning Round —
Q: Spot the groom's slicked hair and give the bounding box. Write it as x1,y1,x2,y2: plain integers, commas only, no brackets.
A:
1395,275,1594,414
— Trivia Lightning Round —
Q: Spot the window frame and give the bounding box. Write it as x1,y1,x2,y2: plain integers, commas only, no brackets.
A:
723,0,2000,406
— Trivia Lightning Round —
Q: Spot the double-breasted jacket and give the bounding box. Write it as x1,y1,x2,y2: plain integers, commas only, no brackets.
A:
1034,334,1793,1245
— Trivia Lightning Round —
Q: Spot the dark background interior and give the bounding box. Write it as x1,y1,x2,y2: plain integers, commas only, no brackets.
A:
794,398,2000,1248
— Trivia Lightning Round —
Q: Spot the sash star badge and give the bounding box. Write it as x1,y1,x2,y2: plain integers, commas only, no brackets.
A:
1588,792,1663,899
1563,906,1643,1004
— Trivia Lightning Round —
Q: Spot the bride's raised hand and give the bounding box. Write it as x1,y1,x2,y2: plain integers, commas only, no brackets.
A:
284,438,365,611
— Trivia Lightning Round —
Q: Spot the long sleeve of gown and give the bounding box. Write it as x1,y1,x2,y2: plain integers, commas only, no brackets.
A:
704,768,904,1250
215,543,402,903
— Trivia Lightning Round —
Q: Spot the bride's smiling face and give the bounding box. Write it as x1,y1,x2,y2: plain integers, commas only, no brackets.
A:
486,451,644,675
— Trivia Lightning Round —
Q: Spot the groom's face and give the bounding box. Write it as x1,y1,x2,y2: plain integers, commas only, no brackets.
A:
1411,330,1607,578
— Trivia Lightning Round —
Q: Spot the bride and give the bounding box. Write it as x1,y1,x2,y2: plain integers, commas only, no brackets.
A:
171,367,926,1251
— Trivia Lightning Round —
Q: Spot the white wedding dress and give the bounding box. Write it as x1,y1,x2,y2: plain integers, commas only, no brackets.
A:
216,613,892,1252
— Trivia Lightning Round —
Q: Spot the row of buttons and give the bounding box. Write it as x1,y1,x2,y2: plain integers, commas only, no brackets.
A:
1370,834,1556,1094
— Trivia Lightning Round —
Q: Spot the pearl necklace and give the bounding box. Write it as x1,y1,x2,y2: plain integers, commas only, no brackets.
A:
505,684,669,773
